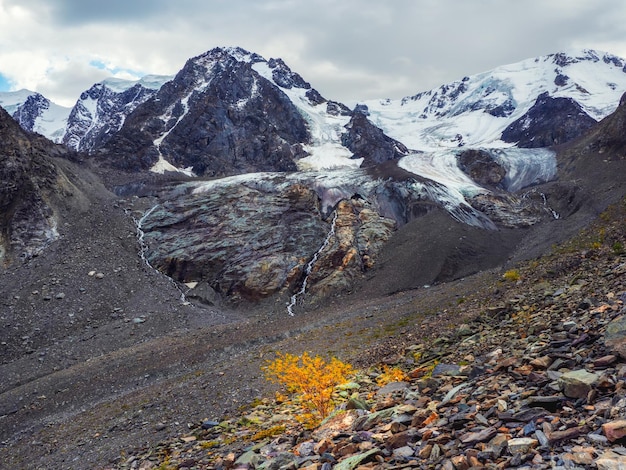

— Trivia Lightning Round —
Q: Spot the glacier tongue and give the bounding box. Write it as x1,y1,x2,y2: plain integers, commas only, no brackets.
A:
488,147,557,192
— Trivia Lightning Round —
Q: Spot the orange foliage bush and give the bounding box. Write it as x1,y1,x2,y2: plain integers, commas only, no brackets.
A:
263,352,354,419
376,365,410,386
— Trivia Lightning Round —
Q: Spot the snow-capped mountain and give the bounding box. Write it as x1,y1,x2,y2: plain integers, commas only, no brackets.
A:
3,46,626,307
62,74,172,152
364,49,626,151
0,89,71,142
0,76,172,151
97,47,362,176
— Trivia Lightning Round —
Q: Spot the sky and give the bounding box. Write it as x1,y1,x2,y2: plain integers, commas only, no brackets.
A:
1,0,626,107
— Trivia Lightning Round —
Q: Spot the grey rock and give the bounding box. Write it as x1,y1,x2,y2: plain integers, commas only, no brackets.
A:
376,382,409,396
558,369,600,398
605,315,626,359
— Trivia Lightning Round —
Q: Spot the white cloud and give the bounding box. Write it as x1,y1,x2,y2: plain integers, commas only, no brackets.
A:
1,0,626,106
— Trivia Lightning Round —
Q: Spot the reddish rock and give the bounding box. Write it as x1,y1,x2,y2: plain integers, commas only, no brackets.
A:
529,355,553,369
594,354,618,368
548,426,584,443
602,419,626,442
384,431,412,450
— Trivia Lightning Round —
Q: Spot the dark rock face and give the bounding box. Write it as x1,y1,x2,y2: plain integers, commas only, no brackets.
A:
326,101,352,116
457,149,506,189
0,108,62,264
100,48,313,176
572,92,626,158
341,112,409,167
502,92,597,148
142,182,327,302
11,93,50,133
63,83,158,152
140,178,396,304
267,57,310,89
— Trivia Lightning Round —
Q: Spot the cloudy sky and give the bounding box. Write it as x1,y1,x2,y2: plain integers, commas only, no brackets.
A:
1,0,626,107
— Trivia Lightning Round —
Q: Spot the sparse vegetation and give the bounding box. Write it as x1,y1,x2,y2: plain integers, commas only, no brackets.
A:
251,425,286,441
503,269,521,282
376,365,410,385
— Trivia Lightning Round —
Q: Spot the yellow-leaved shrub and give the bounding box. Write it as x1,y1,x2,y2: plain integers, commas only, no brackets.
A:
263,352,353,420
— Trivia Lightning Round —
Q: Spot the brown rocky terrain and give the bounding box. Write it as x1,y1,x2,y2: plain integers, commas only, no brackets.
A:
95,195,626,470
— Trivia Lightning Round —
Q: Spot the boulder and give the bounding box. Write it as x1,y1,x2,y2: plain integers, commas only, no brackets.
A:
605,315,626,359
558,369,600,398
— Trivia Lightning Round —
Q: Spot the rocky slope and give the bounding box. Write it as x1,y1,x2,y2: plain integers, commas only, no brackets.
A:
0,106,77,265
106,192,626,470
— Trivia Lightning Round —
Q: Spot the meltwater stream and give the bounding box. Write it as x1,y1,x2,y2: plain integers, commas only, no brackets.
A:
134,204,190,304
287,211,338,316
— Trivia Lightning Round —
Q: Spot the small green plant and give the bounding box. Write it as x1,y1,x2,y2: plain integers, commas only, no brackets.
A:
613,242,625,255
263,352,354,421
503,269,521,282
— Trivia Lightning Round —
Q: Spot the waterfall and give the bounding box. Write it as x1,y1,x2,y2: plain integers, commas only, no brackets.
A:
287,211,338,316
134,204,160,270
540,193,560,220
133,204,190,304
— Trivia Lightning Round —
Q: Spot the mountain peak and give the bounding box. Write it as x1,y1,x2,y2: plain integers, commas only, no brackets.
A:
546,48,626,69
101,75,173,93
193,46,265,66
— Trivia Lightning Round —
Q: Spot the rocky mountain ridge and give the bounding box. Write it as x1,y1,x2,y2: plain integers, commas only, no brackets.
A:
0,106,77,265
2,48,625,173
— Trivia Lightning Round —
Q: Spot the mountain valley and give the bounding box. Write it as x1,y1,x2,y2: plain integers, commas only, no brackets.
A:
1,47,626,468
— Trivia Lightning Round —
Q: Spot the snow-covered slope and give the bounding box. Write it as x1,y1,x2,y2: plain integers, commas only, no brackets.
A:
62,75,172,151
250,59,356,170
364,49,626,151
0,90,71,142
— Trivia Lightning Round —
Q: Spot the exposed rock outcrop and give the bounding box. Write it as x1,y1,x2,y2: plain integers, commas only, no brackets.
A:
341,112,409,167
457,149,506,189
502,92,597,148
0,107,63,264
140,178,396,304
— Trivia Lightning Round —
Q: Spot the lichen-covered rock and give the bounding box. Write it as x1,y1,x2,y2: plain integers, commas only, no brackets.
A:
558,369,600,398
